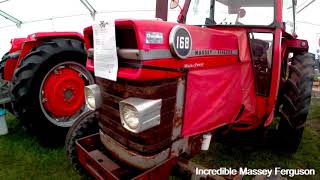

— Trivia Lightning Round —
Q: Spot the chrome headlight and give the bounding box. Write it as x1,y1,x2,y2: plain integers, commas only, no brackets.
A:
119,98,162,133
121,104,139,129
84,84,102,110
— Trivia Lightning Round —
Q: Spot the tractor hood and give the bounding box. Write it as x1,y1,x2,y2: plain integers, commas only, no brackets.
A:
115,19,238,55
87,19,240,80
116,20,239,79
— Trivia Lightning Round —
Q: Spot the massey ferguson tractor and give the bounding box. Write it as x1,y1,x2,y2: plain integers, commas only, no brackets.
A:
0,32,94,144
66,0,314,179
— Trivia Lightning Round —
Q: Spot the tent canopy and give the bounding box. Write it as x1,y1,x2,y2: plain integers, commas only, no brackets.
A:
0,0,319,55
0,0,173,55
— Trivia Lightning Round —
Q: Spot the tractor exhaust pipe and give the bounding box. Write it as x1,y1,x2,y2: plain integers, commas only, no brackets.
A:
156,0,168,21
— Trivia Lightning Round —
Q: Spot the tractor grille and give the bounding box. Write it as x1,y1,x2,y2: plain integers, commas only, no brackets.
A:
96,77,178,155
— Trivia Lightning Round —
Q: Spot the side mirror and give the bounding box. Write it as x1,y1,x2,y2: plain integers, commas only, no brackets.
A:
170,0,179,9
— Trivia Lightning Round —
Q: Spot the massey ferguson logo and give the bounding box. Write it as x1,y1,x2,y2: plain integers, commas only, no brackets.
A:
194,49,236,56
169,26,192,59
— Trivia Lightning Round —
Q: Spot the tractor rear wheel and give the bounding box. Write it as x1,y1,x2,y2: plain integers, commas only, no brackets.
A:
11,38,94,145
277,52,314,152
66,111,98,176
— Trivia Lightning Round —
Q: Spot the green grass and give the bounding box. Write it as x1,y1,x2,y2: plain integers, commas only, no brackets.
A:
0,115,80,180
0,99,319,179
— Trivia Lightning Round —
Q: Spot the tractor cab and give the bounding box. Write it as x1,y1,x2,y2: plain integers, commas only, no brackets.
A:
170,0,294,32
177,0,275,26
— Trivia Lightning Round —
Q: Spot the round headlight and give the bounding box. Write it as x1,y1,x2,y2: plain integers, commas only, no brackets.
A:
85,87,95,110
121,104,139,129
84,84,102,110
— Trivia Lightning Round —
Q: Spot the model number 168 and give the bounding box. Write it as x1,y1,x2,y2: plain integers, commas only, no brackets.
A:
176,36,190,49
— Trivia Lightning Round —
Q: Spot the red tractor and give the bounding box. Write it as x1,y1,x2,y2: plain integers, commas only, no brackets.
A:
0,32,94,144
66,0,314,179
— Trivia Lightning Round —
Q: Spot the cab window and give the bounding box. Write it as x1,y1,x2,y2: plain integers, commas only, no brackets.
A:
282,0,295,34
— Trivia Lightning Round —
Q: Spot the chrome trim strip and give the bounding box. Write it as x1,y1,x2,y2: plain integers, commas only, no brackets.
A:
139,49,238,60
137,49,239,60
139,49,172,60
88,48,238,61
118,49,139,60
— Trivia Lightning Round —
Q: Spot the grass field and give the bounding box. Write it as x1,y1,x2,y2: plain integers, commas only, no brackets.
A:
0,99,319,179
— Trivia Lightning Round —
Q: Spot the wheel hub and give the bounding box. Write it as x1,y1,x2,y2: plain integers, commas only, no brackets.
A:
64,89,74,100
42,67,85,117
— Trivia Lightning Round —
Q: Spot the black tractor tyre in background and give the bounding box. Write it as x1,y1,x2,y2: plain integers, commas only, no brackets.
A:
0,52,9,79
0,52,15,113
66,111,99,177
11,38,92,146
0,60,4,79
276,52,314,152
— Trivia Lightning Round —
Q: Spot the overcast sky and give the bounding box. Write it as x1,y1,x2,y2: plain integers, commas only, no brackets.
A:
0,0,319,56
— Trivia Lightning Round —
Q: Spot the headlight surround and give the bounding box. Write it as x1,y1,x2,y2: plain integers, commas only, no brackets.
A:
84,84,102,110
119,98,162,133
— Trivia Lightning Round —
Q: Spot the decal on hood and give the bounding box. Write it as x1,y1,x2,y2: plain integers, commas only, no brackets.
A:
169,25,193,59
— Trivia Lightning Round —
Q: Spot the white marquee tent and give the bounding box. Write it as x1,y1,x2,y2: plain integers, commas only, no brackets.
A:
0,0,319,56
0,0,183,55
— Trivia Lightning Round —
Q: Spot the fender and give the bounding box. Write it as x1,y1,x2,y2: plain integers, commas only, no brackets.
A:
15,32,84,72
25,32,83,42
3,38,25,81
264,38,309,127
3,32,84,81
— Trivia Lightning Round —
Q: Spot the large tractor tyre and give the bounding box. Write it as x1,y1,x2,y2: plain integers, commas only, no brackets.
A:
11,38,94,145
66,111,98,176
0,52,9,79
0,52,14,113
277,52,314,152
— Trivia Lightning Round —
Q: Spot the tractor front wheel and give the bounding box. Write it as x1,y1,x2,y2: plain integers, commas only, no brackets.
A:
277,52,314,152
66,111,99,176
11,38,94,145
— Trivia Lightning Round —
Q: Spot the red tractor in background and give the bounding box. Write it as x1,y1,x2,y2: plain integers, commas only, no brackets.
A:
66,0,314,179
0,32,94,144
